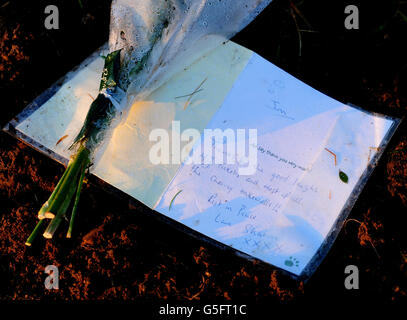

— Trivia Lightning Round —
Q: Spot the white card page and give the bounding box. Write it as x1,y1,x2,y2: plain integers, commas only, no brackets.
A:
155,53,394,276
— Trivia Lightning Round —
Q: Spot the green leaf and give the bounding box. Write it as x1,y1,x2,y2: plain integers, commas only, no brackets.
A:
99,50,122,91
339,170,349,183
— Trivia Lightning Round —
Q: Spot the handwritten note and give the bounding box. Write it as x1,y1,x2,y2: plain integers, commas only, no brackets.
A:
155,53,395,276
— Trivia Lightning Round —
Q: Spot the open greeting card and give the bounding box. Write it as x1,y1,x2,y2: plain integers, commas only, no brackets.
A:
4,40,400,279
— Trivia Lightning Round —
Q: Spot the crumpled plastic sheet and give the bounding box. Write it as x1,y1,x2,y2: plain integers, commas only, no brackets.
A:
109,0,272,105
88,0,272,172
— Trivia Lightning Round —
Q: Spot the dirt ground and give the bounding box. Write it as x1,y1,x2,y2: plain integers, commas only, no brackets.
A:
0,0,406,306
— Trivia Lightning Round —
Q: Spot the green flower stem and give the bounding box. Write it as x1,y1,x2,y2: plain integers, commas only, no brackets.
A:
38,158,74,219
43,179,77,239
25,219,45,246
25,150,87,245
28,50,122,245
66,159,89,238
43,150,88,239
43,147,90,220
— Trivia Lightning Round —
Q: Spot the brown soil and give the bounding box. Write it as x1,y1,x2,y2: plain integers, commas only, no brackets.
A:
0,0,406,306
